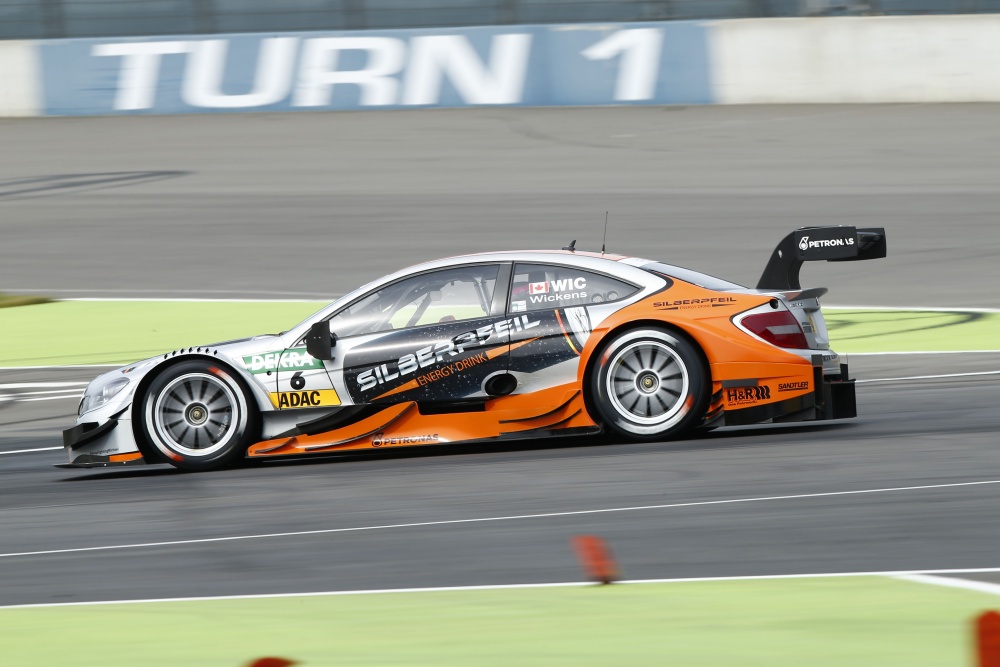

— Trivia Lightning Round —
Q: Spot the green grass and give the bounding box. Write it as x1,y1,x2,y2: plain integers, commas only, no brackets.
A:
824,309,1000,354
0,301,995,367
0,300,324,366
0,577,992,666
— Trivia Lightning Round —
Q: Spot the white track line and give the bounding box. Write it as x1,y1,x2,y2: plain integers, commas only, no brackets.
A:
8,299,998,310
857,370,1000,383
0,364,121,371
17,394,82,403
62,298,326,303
7,568,1000,610
41,301,1000,311
827,305,1000,313
0,382,89,389
5,289,333,297
2,479,997,560
0,447,62,456
2,368,991,452
5,390,84,397
0,384,85,403
851,350,1000,355
1,352,997,374
895,573,1000,597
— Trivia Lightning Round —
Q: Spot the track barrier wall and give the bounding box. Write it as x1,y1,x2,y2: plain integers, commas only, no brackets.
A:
0,40,39,116
3,14,1000,116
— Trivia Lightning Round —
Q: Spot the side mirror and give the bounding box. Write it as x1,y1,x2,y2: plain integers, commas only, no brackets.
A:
305,321,337,361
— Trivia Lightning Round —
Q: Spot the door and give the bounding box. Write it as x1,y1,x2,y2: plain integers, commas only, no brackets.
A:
506,263,640,394
319,263,512,406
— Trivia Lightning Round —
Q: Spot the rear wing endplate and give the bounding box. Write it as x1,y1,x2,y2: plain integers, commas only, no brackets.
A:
756,226,887,291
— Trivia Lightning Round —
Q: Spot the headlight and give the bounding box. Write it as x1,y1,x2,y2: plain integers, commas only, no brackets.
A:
79,377,130,416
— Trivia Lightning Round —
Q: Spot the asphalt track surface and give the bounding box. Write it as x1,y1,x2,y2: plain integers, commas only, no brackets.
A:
1,106,999,606
2,105,1000,306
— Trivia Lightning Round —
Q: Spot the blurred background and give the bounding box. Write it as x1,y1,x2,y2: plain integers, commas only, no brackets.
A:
3,2,1000,665
2,0,999,306
2,0,1000,38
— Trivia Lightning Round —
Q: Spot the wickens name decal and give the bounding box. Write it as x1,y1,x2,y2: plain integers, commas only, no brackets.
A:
798,236,855,251
357,315,539,392
528,277,587,305
726,386,771,406
243,348,323,374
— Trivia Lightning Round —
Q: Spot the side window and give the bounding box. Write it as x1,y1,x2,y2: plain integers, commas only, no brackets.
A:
509,264,638,313
328,265,500,338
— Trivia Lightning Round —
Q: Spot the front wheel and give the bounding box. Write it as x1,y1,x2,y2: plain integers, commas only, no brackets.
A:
139,361,259,471
590,328,708,440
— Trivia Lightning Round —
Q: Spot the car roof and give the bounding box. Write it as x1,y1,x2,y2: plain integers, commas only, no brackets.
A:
409,249,630,271
284,250,657,341
463,249,629,261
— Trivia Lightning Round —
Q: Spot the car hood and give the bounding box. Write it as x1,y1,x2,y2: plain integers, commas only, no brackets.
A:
78,334,286,420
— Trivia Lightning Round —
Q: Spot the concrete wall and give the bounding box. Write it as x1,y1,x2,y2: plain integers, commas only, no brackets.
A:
2,15,1000,116
711,15,1000,103
35,23,712,115
0,40,40,116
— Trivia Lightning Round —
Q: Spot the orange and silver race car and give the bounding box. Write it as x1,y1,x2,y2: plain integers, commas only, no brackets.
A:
62,226,886,471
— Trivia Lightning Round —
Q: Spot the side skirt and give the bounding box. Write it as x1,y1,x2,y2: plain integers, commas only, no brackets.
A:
246,385,598,458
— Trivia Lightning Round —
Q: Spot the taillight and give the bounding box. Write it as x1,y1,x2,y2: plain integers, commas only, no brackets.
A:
741,311,809,349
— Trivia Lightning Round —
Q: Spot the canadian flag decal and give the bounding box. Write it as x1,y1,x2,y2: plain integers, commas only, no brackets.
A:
529,282,549,295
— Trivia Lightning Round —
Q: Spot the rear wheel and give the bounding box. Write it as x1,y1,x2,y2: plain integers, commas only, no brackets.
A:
139,361,258,471
590,328,708,440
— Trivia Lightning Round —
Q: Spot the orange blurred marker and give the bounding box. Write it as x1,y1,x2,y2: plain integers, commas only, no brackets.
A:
572,535,619,585
976,611,1000,667
247,659,297,667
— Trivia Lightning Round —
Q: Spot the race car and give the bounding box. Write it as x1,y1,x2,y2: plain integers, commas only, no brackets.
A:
62,226,886,471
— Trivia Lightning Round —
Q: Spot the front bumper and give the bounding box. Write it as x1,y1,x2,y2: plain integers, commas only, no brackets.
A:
60,409,145,468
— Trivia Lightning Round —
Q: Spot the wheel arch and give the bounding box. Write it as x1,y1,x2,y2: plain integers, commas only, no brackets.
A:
580,319,712,429
130,354,269,463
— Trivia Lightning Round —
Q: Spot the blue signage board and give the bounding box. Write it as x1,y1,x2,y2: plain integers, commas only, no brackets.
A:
38,22,712,115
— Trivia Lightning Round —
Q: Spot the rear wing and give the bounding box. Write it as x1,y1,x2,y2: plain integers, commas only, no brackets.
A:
756,226,887,291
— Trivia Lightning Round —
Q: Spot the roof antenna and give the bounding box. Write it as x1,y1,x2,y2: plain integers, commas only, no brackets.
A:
562,239,577,252
601,211,608,255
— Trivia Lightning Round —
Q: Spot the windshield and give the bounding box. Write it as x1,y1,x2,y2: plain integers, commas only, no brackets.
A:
324,265,499,338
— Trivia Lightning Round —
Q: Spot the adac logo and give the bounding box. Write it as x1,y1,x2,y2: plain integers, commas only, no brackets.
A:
372,432,384,448
799,236,810,252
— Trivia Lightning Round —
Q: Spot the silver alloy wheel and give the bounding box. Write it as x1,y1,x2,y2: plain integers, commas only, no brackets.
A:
151,372,238,457
605,340,689,427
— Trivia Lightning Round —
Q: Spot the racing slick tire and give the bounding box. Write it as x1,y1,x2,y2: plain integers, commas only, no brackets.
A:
138,360,259,471
590,328,709,440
